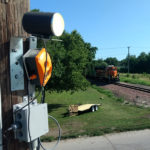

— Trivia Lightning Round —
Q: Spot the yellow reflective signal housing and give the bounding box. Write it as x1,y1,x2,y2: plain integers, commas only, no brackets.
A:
35,48,52,86
23,48,52,86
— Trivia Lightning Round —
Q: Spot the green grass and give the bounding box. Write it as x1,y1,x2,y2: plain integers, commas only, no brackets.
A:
120,73,150,86
39,85,150,141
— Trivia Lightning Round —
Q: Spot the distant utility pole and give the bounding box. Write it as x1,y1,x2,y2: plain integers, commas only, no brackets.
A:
127,46,130,74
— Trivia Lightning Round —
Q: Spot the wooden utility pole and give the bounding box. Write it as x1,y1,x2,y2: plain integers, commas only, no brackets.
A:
127,46,130,74
0,0,29,150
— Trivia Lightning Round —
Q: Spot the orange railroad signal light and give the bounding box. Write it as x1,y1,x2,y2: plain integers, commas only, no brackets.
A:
35,48,52,86
23,48,52,87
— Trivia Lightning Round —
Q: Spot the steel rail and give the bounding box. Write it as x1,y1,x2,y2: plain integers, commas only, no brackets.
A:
113,82,150,93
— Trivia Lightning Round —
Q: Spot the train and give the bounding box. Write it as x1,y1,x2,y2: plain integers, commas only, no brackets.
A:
95,65,119,81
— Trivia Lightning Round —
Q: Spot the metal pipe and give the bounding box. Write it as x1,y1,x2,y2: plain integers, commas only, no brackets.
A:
29,139,38,150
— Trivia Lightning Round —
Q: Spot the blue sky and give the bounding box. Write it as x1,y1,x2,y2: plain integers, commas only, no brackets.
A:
30,0,150,60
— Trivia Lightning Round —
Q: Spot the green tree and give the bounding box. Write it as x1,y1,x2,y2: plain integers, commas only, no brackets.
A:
146,53,150,73
136,52,147,73
84,42,97,77
129,55,137,73
119,52,150,73
31,9,40,12
38,30,97,91
105,57,118,66
95,59,108,69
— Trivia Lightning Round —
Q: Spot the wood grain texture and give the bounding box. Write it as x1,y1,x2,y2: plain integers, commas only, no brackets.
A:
0,1,29,150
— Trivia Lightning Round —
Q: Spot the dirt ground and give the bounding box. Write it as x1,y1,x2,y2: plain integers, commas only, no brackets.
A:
99,82,150,107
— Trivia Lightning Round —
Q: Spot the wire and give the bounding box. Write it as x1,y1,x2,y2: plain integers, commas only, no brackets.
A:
43,39,48,87
28,96,33,150
27,38,48,150
38,40,61,150
4,38,56,150
14,39,48,114
132,46,150,49
100,47,127,50
104,135,117,150
2,88,42,141
41,87,45,103
38,115,61,150
38,40,62,150
13,88,42,114
41,39,48,104
51,39,63,42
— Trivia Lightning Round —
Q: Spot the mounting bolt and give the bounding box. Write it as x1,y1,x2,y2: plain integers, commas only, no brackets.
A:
15,74,18,79
32,38,35,42
12,49,17,52
23,96,28,102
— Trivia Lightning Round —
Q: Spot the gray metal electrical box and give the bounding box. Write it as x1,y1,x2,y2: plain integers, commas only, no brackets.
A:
13,101,49,142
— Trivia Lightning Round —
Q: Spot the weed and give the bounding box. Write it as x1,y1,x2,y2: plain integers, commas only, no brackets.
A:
116,98,124,103
132,74,136,79
41,136,55,142
126,73,130,77
92,85,114,98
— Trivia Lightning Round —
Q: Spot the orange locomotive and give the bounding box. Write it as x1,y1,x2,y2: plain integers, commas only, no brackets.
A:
95,65,119,81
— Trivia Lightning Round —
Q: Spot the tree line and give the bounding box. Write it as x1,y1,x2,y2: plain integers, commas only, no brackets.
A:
38,30,150,91
93,52,150,74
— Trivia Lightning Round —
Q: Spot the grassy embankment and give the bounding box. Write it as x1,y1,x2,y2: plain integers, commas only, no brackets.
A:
120,73,150,86
39,85,150,141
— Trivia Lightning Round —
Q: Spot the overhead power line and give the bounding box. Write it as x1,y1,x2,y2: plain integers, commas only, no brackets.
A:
127,46,130,74
132,46,150,49
99,46,150,50
100,47,127,50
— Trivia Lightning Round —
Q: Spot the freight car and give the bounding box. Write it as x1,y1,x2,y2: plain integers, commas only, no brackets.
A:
95,65,119,81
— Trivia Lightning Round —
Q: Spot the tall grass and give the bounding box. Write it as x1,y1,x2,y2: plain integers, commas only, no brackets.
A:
120,73,150,86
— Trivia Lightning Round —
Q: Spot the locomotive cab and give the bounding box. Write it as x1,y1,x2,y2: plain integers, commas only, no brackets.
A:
106,65,119,81
95,65,119,81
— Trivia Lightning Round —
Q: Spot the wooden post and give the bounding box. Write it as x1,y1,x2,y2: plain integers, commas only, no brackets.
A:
0,85,2,150
0,0,29,150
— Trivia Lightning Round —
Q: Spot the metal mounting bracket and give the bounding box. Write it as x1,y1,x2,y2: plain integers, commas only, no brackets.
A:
10,37,24,91
29,36,37,49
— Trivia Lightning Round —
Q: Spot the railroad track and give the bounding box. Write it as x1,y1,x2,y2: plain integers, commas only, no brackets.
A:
113,82,150,93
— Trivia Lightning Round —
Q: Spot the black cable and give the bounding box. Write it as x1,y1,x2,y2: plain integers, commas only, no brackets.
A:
38,39,62,150
38,115,61,150
14,88,42,114
41,39,48,104
1,87,42,143
37,40,62,150
27,39,48,150
41,86,45,103
1,92,42,150
28,95,33,150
